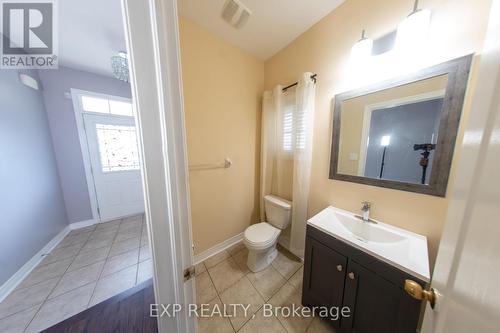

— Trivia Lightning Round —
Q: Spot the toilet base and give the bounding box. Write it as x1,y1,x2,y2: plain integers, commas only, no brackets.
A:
246,246,278,272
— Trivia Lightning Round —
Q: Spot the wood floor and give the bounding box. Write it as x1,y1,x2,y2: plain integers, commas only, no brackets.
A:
42,279,158,333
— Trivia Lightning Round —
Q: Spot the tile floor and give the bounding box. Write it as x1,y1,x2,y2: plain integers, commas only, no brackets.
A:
195,244,336,333
0,215,153,333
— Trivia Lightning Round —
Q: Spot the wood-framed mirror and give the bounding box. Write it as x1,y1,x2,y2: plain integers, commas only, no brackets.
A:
329,55,473,197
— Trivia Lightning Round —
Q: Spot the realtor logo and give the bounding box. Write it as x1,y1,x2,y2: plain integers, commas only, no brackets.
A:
1,0,58,69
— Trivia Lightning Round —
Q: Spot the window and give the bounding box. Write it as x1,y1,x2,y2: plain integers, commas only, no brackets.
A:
95,124,140,172
81,95,133,116
281,90,308,153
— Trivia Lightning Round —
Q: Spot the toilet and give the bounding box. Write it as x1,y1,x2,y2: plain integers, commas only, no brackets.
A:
244,195,292,272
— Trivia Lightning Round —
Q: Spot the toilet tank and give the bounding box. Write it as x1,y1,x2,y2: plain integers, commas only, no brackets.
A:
264,195,292,229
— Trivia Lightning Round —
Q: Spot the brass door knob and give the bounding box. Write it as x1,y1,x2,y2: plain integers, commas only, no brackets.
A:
404,279,438,309
348,272,355,280
337,265,343,272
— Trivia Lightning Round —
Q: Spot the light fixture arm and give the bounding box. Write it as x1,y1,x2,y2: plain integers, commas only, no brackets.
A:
412,0,421,14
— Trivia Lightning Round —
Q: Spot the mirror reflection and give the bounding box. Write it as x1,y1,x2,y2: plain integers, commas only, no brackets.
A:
337,74,448,185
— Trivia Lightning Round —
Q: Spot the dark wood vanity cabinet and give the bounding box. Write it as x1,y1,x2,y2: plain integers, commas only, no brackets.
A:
302,225,425,333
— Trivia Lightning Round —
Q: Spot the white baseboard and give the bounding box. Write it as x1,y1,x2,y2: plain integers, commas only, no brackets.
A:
0,218,101,302
0,226,71,302
69,218,98,230
194,233,244,264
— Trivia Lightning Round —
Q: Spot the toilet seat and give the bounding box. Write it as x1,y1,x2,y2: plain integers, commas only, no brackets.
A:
244,222,280,250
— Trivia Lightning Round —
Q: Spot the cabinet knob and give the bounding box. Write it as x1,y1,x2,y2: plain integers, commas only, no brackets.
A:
336,265,343,272
348,272,355,280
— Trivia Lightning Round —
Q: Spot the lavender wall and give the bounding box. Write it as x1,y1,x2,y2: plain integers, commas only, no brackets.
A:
0,70,68,285
38,67,131,223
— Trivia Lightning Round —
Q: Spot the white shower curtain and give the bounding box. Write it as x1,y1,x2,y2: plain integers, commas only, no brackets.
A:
290,73,315,257
260,73,315,257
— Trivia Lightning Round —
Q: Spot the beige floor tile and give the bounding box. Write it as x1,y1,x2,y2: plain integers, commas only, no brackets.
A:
101,248,139,277
137,260,153,284
80,234,114,253
195,262,206,276
232,249,251,275
227,242,246,256
247,265,286,301
0,304,41,333
17,258,72,289
220,276,265,331
67,225,96,236
0,277,59,319
196,297,234,333
120,220,142,232
139,245,151,262
89,226,119,239
140,231,149,246
49,261,104,298
39,243,82,266
239,307,287,333
195,271,217,304
204,251,231,269
289,267,304,293
306,317,338,333
55,231,92,249
272,251,303,279
208,257,245,293
88,265,138,307
108,236,141,258
122,215,142,224
115,226,142,243
269,283,313,333
95,219,121,230
67,246,111,272
25,282,95,333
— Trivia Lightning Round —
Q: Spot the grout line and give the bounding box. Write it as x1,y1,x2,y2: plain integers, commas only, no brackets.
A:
85,218,124,309
22,223,101,333
200,247,304,333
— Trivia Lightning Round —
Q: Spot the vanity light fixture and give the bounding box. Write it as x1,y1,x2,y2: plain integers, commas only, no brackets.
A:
350,30,373,65
396,0,431,50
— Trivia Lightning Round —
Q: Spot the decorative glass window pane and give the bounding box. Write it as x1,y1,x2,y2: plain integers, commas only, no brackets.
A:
82,96,109,113
109,100,133,116
283,110,293,152
95,124,140,172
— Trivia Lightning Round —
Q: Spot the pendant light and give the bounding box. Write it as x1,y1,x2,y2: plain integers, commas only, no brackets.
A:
396,0,431,50
350,30,373,65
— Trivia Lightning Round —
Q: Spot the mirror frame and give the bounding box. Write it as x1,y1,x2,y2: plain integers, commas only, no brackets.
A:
329,55,473,197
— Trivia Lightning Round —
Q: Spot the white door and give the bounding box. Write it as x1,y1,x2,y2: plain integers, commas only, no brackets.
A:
83,113,144,221
421,2,500,331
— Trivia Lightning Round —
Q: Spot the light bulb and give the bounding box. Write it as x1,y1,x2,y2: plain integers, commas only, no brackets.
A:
396,9,431,51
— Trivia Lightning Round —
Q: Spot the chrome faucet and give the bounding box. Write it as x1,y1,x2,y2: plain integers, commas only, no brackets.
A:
361,201,371,222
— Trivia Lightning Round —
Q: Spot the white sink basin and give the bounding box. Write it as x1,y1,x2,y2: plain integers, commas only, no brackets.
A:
308,206,430,282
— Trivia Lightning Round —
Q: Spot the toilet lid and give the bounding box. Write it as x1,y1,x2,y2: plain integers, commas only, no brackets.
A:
244,222,280,246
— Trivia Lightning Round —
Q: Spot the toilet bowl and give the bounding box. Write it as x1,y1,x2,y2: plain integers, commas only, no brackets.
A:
244,195,291,272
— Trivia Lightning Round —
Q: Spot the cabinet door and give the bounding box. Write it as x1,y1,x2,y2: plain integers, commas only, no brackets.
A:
302,236,347,327
341,260,421,333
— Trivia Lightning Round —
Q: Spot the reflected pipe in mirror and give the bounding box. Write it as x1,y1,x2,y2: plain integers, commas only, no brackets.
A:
329,55,473,197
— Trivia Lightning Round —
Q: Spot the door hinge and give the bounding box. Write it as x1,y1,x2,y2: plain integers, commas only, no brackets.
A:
183,265,195,282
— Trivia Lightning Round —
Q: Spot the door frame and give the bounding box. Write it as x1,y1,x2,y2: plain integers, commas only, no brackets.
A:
122,0,196,333
70,88,135,223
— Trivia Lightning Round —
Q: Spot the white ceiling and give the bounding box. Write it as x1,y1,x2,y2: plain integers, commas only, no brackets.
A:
179,0,345,60
58,0,126,77
57,0,345,76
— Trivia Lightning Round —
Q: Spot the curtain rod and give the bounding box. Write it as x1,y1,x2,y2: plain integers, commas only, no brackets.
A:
282,74,317,92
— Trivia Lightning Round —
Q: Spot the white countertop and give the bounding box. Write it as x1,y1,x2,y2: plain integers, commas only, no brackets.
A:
307,206,430,283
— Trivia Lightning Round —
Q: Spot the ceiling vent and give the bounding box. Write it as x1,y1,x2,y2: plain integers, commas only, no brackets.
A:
221,0,251,29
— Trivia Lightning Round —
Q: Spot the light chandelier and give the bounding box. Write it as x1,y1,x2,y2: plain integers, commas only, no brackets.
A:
111,51,129,82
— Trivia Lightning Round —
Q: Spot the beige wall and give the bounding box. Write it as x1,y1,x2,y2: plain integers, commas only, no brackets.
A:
179,17,264,254
264,0,491,265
